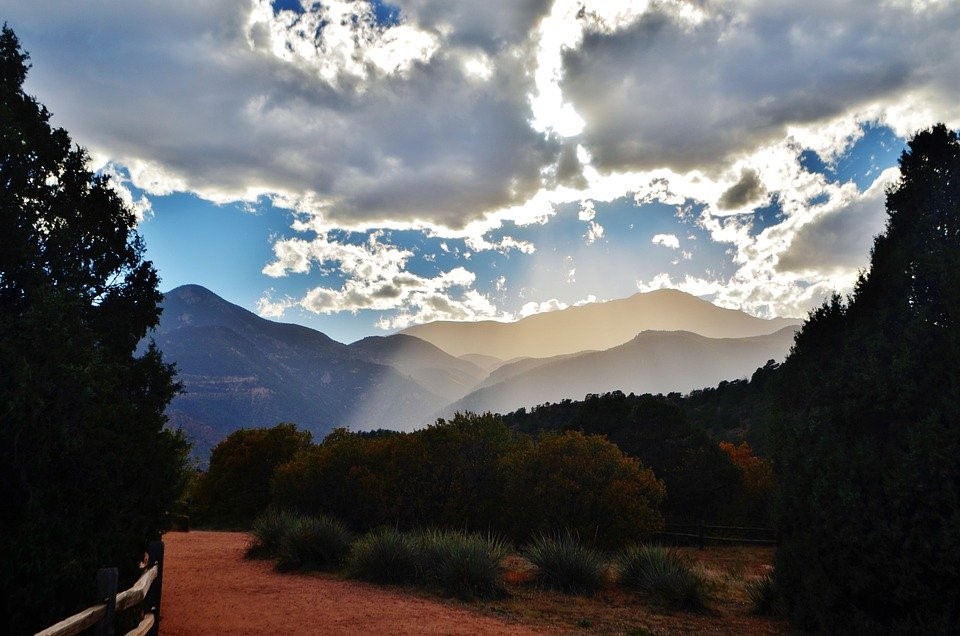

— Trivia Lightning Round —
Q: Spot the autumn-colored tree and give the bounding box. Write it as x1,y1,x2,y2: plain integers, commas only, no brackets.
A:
718,441,774,524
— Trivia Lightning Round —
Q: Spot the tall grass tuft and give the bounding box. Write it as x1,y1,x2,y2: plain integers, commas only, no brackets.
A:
348,527,419,585
275,514,355,572
522,531,608,595
246,508,302,559
617,544,713,611
745,572,783,616
413,528,509,600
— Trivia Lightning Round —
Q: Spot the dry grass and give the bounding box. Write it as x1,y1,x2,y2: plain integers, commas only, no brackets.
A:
464,546,788,635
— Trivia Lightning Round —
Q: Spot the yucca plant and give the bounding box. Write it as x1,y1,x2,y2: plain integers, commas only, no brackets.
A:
413,528,509,600
745,572,783,616
347,527,419,585
522,531,608,595
275,514,355,572
246,508,302,559
617,544,713,611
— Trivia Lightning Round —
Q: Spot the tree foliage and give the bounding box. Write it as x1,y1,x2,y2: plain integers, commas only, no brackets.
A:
0,26,188,634
269,413,664,547
773,124,960,631
191,423,312,528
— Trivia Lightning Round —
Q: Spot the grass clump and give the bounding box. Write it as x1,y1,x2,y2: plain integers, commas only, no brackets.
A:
275,514,355,572
246,508,302,559
348,527,419,585
745,572,783,616
413,528,509,600
522,531,608,595
617,544,713,611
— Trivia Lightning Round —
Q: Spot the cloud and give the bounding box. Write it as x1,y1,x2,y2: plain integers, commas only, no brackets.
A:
651,233,680,250
777,168,897,275
261,230,510,327
560,0,960,176
584,220,605,244
7,0,960,331
718,169,766,211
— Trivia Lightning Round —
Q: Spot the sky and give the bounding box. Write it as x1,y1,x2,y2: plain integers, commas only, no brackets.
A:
6,0,960,343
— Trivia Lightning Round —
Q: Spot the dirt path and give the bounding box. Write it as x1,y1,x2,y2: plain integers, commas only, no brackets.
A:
160,531,546,635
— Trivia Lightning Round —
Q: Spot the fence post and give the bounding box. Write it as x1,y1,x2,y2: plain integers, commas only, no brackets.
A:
95,567,118,636
145,540,164,636
698,520,705,550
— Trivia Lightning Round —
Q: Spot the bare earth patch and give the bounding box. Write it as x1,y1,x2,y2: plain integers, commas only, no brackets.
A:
161,531,787,635
160,531,544,635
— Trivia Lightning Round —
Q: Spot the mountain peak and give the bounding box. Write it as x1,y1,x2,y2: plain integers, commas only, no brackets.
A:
401,288,800,359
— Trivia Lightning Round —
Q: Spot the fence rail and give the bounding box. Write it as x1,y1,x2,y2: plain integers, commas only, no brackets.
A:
654,521,778,549
35,540,164,636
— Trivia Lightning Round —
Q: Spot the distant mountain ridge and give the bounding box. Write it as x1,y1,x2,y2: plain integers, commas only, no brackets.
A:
400,289,799,359
442,327,799,417
147,285,448,457
149,285,800,460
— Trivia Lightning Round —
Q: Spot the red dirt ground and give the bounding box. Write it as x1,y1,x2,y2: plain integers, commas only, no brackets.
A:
160,531,546,635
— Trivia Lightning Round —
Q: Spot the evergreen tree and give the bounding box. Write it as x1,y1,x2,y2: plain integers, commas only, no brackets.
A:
774,124,960,631
0,25,188,633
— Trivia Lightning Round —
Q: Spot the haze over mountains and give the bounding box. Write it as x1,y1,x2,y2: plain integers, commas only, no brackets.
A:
401,289,798,359
148,285,800,459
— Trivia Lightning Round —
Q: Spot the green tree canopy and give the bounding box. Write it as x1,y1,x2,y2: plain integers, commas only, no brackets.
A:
192,423,312,528
774,124,960,631
0,25,188,634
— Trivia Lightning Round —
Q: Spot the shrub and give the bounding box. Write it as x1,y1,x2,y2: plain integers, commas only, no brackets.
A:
246,508,303,559
617,545,713,611
522,531,608,595
348,527,419,585
501,431,664,548
275,514,355,572
745,572,783,617
193,424,312,529
413,528,508,600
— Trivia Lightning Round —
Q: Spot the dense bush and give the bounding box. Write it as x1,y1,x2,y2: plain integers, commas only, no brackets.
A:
522,531,608,595
412,528,508,600
193,423,312,528
501,431,664,547
617,545,713,611
773,125,960,631
275,514,354,572
347,527,420,585
273,415,664,547
505,392,748,523
247,508,303,559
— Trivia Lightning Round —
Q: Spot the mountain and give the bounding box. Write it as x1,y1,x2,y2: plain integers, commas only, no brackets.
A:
400,289,800,360
147,285,445,458
347,334,486,403
442,327,799,418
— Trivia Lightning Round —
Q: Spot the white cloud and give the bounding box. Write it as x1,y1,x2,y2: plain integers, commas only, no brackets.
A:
584,221,604,244
651,233,680,250
519,298,569,318
7,0,960,330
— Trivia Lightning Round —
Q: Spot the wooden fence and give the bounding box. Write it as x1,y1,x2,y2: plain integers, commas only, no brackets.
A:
653,521,778,549
35,540,164,636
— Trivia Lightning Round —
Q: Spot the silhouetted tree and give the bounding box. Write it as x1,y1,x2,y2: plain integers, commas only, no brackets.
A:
0,25,188,634
192,423,312,528
774,124,960,631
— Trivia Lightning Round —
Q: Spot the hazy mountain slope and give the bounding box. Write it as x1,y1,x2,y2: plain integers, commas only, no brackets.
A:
348,334,486,402
148,285,445,458
442,327,798,417
401,289,799,359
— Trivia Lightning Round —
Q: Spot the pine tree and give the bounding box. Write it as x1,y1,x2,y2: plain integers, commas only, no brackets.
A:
774,124,960,631
0,25,189,633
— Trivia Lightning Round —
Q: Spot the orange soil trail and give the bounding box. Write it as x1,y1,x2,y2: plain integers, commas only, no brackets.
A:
160,531,545,635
